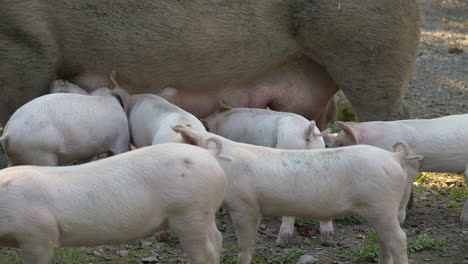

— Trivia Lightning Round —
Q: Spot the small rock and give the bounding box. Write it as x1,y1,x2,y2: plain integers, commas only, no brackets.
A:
93,251,101,257
355,234,366,239
119,250,129,257
259,224,267,230
141,241,153,248
296,254,319,264
141,256,159,263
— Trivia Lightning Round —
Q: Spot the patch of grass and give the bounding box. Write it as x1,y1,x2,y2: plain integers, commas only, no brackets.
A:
337,108,356,122
415,185,425,193
355,244,380,262
54,248,96,264
415,172,431,183
435,189,445,197
367,231,379,242
296,218,320,226
349,232,445,262
328,122,342,133
272,250,304,263
252,256,270,264
222,255,238,264
451,186,468,199
407,234,446,253
335,215,363,225
0,251,21,264
448,200,462,208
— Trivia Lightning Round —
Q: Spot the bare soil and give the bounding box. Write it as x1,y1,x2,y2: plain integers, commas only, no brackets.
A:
0,0,466,263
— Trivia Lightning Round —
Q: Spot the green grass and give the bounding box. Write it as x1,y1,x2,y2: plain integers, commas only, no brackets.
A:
337,108,356,122
296,218,320,226
271,250,304,264
415,172,431,183
0,251,21,264
355,244,380,262
335,215,364,225
350,232,446,262
415,185,425,193
448,200,462,208
328,122,342,133
407,234,446,253
54,248,97,264
451,186,468,199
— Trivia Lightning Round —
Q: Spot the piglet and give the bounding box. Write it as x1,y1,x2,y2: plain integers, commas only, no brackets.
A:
331,115,468,173
0,143,227,264
175,126,422,264
331,115,468,216
0,93,130,166
109,72,206,146
203,107,332,246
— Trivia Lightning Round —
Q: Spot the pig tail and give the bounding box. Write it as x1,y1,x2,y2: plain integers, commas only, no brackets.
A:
204,138,232,161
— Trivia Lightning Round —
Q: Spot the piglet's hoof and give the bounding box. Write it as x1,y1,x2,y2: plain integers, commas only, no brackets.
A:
275,234,292,247
320,234,334,247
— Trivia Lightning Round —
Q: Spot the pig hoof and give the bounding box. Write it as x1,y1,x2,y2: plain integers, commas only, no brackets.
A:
275,234,292,246
320,235,334,246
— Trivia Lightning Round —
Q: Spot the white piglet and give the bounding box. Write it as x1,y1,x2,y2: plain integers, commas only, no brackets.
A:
0,93,130,166
0,143,227,264
175,126,422,264
331,114,468,220
109,72,206,147
203,107,332,246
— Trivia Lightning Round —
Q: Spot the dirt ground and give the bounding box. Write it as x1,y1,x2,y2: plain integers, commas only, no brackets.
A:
0,0,466,263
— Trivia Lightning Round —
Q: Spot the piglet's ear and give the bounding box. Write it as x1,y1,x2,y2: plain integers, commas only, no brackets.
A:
173,126,204,147
304,120,316,138
108,70,119,90
313,128,331,137
336,121,360,144
159,87,178,97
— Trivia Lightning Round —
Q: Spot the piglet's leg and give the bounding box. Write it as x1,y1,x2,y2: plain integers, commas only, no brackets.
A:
319,220,334,246
368,215,408,264
21,242,55,264
276,216,295,245
169,212,220,264
230,209,261,264
19,210,59,264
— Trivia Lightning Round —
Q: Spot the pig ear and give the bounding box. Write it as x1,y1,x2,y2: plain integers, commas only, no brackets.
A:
108,71,119,90
336,121,360,144
173,126,205,147
304,120,316,138
312,128,332,138
217,100,232,112
159,87,178,97
322,132,337,145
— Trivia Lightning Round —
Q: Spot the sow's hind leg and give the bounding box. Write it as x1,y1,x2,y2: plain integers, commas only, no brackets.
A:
294,0,420,121
0,6,59,169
